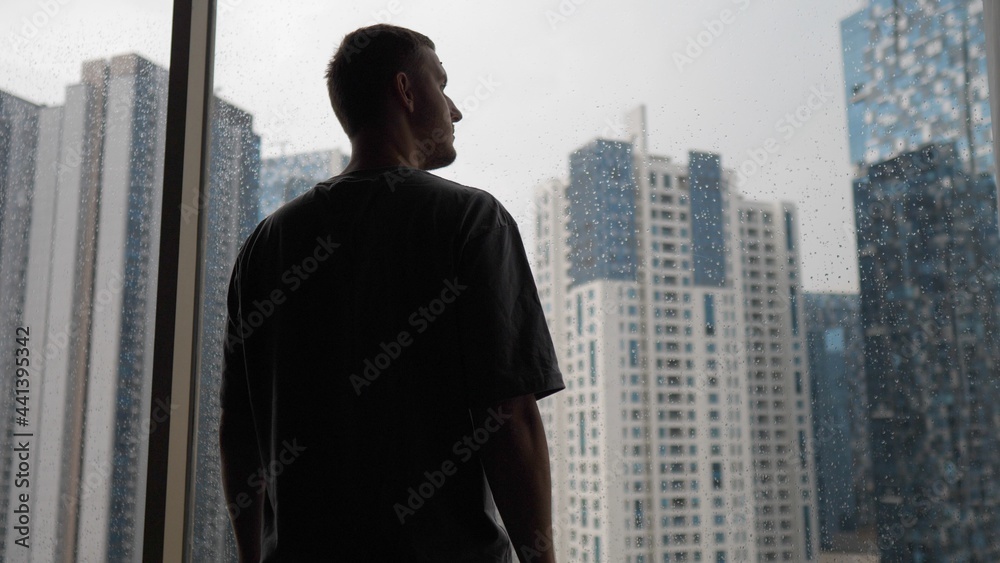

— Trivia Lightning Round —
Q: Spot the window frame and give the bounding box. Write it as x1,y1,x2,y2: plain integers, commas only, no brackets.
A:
141,0,216,561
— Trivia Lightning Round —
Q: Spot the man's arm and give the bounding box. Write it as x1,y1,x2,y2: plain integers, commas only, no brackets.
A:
473,394,556,563
219,387,263,563
219,258,263,563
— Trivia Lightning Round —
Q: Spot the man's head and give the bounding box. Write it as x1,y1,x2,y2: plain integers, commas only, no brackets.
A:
325,24,463,170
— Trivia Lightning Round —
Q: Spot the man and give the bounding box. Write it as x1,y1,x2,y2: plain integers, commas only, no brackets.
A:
219,24,564,562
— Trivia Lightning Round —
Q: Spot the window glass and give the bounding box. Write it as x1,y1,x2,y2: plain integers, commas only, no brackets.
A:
0,1,172,560
194,1,996,562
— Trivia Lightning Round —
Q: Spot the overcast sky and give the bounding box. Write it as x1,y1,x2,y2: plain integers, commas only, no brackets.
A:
2,0,866,293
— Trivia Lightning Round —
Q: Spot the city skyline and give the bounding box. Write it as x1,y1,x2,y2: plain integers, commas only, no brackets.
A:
1,0,868,294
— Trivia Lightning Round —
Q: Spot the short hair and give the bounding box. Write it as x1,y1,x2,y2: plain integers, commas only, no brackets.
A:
325,24,435,138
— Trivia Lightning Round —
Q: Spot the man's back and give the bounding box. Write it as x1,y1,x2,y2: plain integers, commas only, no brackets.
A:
221,167,564,561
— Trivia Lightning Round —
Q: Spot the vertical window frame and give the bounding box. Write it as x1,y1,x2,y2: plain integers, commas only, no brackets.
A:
142,0,217,561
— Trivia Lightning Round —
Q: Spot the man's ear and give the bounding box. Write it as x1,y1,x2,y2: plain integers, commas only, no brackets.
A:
393,71,416,112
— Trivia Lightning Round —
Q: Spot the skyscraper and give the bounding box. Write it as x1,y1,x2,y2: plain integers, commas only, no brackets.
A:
535,106,818,563
533,176,573,561
0,88,40,562
190,97,261,563
841,0,992,175
803,292,873,550
2,54,262,563
735,199,818,563
19,104,64,563
25,59,118,563
853,142,1000,561
76,53,169,563
842,1,1000,558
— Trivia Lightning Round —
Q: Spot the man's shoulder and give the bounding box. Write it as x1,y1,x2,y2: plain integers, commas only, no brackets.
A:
375,168,516,238
399,168,503,205
403,169,516,237
248,168,516,249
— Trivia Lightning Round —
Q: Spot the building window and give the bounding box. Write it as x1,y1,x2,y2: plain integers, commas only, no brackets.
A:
704,294,716,336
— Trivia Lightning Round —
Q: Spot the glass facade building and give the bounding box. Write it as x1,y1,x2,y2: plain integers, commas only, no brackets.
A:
841,0,992,176
804,292,873,550
853,142,1000,561
843,1,999,558
1,1,999,559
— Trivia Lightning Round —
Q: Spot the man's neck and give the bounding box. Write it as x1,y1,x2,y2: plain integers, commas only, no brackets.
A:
343,128,421,174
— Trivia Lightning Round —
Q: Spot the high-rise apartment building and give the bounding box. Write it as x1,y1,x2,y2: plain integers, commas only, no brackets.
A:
0,89,41,562
190,97,261,563
21,59,118,563
803,292,873,550
2,54,261,563
853,142,1000,561
18,104,64,563
535,107,818,563
734,199,818,563
533,177,574,561
75,53,170,563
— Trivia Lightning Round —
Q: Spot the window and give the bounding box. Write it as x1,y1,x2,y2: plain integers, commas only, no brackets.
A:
1,2,176,560
4,2,999,562
704,294,716,336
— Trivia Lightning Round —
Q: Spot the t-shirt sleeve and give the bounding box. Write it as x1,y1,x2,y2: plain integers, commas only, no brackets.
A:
455,219,565,410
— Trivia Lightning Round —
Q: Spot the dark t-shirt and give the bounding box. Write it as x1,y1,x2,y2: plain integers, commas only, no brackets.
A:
221,166,564,562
